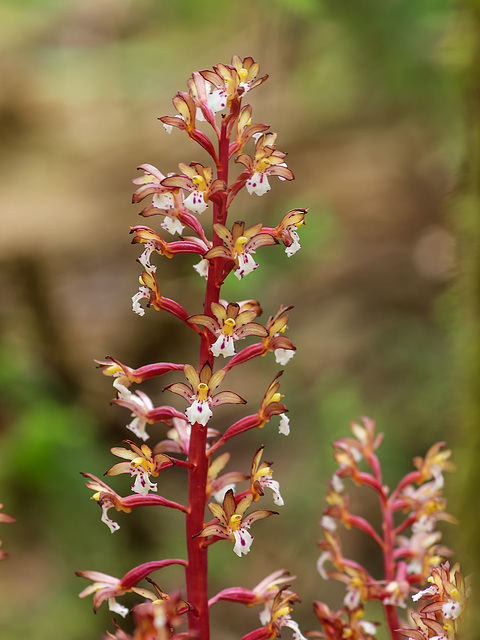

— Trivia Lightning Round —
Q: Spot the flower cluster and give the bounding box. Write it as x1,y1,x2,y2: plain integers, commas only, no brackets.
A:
314,418,456,638
78,55,305,640
398,562,470,640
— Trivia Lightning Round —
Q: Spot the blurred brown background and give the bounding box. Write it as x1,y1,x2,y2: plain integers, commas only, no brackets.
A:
0,0,474,638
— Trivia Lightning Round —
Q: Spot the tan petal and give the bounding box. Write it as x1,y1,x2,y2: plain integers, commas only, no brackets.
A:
211,391,246,406
208,368,226,391
208,502,228,526
184,364,200,388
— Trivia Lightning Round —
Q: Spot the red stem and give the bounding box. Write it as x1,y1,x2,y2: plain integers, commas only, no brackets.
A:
185,422,210,638
380,491,402,639
365,452,402,639
185,118,230,640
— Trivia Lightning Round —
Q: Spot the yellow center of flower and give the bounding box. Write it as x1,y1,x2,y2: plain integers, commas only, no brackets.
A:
228,514,242,533
257,158,270,172
234,236,248,254
223,318,236,336
197,383,209,401
225,77,235,96
239,67,248,82
272,605,291,622
131,456,154,474
104,364,123,376
192,175,207,192
255,467,272,481
270,392,282,403
351,577,363,589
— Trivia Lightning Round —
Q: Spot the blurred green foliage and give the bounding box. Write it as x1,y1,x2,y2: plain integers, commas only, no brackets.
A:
0,0,469,638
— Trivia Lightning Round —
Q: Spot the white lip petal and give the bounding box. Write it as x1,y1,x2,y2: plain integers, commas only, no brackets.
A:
233,529,253,556
186,400,212,426
246,172,271,196
235,253,258,279
210,334,236,358
184,190,208,214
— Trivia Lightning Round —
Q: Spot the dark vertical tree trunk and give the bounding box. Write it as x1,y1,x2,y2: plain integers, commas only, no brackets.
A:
456,2,480,636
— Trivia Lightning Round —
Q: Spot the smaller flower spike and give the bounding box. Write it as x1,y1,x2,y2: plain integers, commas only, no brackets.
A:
197,489,277,557
188,301,267,358
204,221,277,280
165,362,246,427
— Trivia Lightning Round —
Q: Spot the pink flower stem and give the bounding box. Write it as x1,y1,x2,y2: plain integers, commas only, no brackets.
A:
367,453,401,639
185,119,230,640
380,491,402,639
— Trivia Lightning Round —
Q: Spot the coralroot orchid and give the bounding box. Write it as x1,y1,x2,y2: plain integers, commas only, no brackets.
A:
249,445,284,506
188,301,267,358
78,55,306,640
197,488,277,557
75,53,465,640
106,440,172,496
314,419,461,640
204,220,278,279
165,362,246,426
